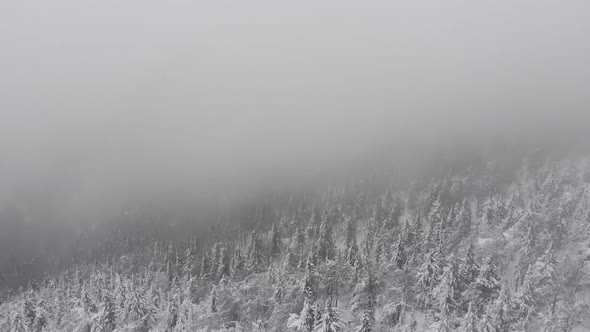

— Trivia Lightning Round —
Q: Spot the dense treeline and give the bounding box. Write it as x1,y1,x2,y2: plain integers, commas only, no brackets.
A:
1,155,590,331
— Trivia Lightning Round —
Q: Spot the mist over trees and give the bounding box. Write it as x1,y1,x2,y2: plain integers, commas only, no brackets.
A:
2,0,590,330
2,149,590,331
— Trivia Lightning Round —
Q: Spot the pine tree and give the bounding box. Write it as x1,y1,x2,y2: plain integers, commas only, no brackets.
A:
210,288,218,313
490,284,512,331
210,243,221,280
114,274,126,316
428,196,444,226
438,305,454,332
199,253,210,281
346,242,359,267
353,249,364,284
345,216,357,252
374,235,384,265
478,304,495,332
460,242,479,287
32,301,48,332
541,168,559,203
415,250,443,309
166,244,176,270
356,311,372,332
315,304,343,332
181,247,195,277
424,219,440,254
394,234,407,270
81,286,97,315
452,199,472,246
166,300,178,331
458,302,478,332
465,256,500,310
536,243,558,305
405,216,423,261
283,247,297,271
345,215,359,267
21,299,36,329
322,260,340,307
166,260,176,283
524,216,537,250
217,246,231,281
355,264,377,332
175,249,184,277
433,255,460,315
295,224,307,249
148,280,161,310
482,194,498,225
94,292,116,332
458,242,479,311
269,223,281,259
304,252,318,303
362,230,375,265
317,214,336,262
274,276,285,303
307,205,322,240
518,264,536,319
232,247,245,278
292,224,307,269
300,300,316,332
10,312,26,332
279,215,291,236
125,287,149,321
247,231,266,273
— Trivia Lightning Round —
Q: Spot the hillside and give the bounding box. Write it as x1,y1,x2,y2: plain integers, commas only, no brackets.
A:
2,154,590,331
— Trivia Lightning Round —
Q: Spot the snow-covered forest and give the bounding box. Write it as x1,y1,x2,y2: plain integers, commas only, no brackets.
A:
2,1,590,330
2,152,590,331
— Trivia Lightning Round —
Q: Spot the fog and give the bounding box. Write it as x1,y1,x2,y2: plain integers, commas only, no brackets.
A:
1,0,589,230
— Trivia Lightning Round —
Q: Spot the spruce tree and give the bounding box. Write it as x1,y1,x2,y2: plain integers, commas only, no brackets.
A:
307,205,322,240
247,231,266,273
199,253,211,281
300,300,316,332
434,255,461,315
32,302,48,332
356,265,377,332
345,216,357,253
210,288,218,313
210,243,221,280
232,247,245,278
166,300,178,331
415,250,443,309
217,246,231,281
464,256,500,310
94,292,116,332
181,247,195,278
317,304,343,332
317,214,336,262
125,287,148,321
303,251,318,303
459,302,478,332
269,223,281,259
460,242,479,286
394,234,407,270
346,242,359,267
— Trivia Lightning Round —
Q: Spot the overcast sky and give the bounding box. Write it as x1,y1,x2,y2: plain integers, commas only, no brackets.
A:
1,0,589,223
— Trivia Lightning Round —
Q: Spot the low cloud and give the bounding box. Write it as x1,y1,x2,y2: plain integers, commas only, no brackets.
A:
0,0,589,228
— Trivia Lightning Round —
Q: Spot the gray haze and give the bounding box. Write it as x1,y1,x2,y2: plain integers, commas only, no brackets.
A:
1,0,590,227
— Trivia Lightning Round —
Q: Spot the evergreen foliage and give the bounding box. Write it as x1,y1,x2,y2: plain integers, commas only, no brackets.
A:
1,156,589,330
